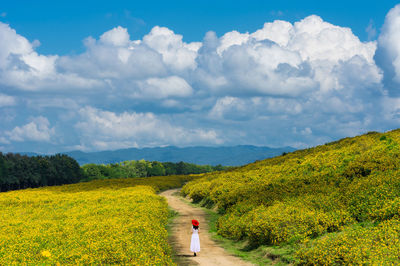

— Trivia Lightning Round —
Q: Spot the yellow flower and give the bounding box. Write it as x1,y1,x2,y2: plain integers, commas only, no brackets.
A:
41,250,51,258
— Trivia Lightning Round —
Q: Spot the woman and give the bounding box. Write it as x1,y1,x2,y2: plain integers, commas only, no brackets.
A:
190,219,200,256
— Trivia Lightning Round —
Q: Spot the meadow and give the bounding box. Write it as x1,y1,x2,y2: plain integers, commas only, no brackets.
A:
0,174,198,264
182,129,400,264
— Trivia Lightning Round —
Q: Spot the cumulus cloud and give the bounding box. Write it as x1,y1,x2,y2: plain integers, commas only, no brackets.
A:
5,116,55,142
100,26,130,46
204,15,383,133
74,107,222,151
217,30,250,55
143,26,201,72
377,4,400,86
59,25,201,79
2,5,400,152
0,22,101,91
194,15,381,102
1,15,381,100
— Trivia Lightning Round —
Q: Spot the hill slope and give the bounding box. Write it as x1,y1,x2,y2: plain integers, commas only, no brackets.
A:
182,129,400,264
64,145,295,166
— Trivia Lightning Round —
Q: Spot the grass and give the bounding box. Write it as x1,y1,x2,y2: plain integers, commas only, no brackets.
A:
183,197,297,265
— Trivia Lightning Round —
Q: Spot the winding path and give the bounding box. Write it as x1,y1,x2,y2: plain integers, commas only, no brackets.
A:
160,189,253,266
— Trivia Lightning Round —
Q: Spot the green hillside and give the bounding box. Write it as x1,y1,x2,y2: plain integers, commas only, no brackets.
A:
182,129,400,264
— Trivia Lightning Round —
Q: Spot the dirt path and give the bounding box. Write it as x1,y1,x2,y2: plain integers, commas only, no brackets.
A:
161,189,253,266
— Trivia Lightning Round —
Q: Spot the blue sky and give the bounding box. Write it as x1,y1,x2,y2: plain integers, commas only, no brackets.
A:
0,1,400,153
1,0,397,55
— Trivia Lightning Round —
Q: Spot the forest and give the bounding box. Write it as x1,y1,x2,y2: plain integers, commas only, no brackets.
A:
0,153,84,192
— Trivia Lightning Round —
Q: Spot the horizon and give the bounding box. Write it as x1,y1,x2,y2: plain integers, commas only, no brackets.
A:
12,143,296,155
1,1,400,154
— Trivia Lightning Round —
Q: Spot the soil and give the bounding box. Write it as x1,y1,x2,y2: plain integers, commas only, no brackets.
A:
161,189,253,266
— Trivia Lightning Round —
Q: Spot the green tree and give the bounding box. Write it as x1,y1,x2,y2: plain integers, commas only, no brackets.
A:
147,161,166,177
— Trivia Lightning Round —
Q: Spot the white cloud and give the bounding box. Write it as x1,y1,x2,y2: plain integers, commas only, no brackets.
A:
100,26,130,46
143,26,201,72
0,23,32,69
57,25,202,94
0,22,101,91
59,35,166,80
382,96,400,122
289,15,376,63
5,116,55,142
0,93,16,107
0,17,382,100
75,106,222,150
135,76,193,99
195,15,381,100
209,96,253,120
378,4,400,84
209,96,303,121
2,6,400,152
251,20,293,46
217,30,250,55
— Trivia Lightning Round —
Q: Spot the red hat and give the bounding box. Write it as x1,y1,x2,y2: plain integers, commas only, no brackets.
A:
192,219,199,226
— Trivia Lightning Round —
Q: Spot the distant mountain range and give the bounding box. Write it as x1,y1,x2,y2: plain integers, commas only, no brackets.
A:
17,145,296,166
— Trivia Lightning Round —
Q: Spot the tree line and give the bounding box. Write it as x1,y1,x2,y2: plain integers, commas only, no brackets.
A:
81,160,231,181
0,152,231,192
0,152,84,192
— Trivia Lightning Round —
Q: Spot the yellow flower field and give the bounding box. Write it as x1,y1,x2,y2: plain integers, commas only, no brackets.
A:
182,129,400,264
0,174,197,264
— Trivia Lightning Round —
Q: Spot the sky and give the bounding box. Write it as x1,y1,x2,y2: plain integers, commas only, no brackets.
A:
0,1,400,153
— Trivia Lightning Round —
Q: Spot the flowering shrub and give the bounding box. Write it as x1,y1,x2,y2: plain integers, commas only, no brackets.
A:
182,129,400,263
296,219,400,265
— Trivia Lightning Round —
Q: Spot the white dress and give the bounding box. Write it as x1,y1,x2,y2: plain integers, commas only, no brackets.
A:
190,227,200,253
